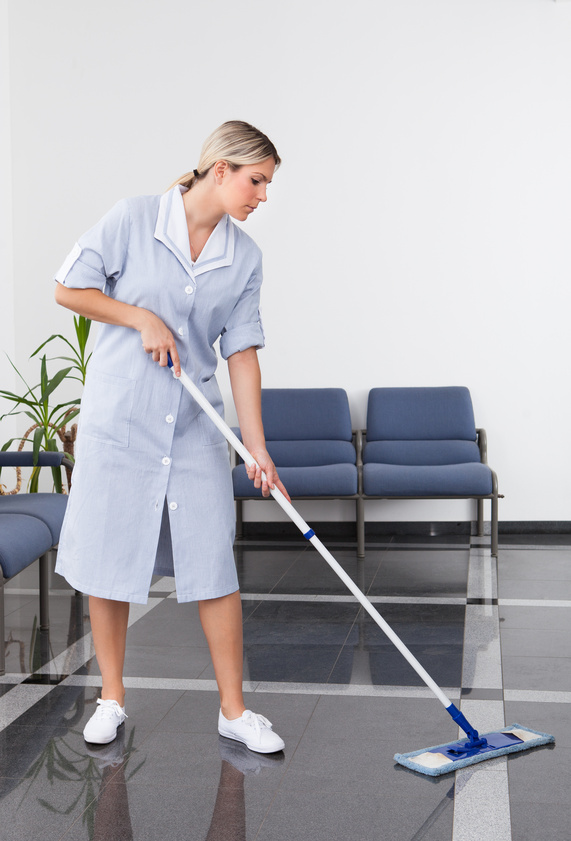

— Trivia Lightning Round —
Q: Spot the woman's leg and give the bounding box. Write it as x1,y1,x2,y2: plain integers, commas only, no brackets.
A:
199,590,245,720
89,596,130,706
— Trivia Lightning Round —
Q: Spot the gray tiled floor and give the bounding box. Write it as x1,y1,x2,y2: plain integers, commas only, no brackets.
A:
1,533,570,840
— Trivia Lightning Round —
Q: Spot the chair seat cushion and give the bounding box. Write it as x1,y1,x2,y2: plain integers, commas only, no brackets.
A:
266,440,357,467
0,493,68,544
233,463,358,498
363,462,493,496
363,440,481,466
0,513,54,579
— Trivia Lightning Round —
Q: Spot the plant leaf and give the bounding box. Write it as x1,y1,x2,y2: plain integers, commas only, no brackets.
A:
30,334,63,358
40,366,73,403
50,408,80,429
49,398,81,413
29,464,40,493
32,427,44,465
48,355,78,365
23,409,42,424
1,438,22,451
40,356,48,399
5,353,34,393
0,391,40,410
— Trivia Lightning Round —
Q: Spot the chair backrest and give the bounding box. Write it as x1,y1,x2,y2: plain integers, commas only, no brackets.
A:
259,389,355,468
366,387,477,442
261,389,353,442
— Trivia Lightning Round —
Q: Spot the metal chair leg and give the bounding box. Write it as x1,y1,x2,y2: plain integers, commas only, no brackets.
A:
235,499,243,540
491,471,499,557
357,496,365,558
491,494,499,557
39,551,51,631
477,499,484,536
0,577,5,676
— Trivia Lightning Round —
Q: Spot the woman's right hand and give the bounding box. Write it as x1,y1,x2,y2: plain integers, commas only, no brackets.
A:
138,310,181,376
54,286,183,377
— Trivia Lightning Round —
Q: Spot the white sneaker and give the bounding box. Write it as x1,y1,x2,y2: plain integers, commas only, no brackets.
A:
218,709,285,754
83,699,127,745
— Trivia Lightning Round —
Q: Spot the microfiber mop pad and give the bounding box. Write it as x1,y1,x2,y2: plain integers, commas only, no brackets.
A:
394,723,555,777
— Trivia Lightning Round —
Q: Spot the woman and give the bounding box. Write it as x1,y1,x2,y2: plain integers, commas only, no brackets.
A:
54,121,289,754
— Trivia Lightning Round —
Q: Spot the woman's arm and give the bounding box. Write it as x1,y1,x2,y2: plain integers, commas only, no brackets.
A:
54,284,181,375
227,347,290,500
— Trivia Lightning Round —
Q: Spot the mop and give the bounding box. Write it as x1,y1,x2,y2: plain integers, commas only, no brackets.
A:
168,359,555,777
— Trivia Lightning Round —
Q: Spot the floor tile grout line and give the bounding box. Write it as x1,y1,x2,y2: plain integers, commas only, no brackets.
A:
358,543,389,599
60,674,465,699
267,540,315,595
413,785,457,841
324,605,364,686
238,544,312,623
7,672,571,703
239,593,468,605
498,598,571,607
5,589,570,609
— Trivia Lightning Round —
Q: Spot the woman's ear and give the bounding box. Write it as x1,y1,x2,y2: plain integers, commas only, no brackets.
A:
213,160,229,183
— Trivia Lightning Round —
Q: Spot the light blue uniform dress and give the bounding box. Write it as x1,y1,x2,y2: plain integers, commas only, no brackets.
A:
54,186,265,604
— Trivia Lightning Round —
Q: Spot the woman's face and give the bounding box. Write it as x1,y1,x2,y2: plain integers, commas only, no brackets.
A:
216,157,276,221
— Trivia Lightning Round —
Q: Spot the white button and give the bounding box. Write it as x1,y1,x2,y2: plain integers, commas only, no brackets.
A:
185,285,194,295
169,502,178,510
162,456,171,466
166,414,174,424
178,327,184,336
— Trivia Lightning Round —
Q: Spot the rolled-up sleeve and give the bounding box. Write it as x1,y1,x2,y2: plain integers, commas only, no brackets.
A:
54,199,131,291
219,258,265,359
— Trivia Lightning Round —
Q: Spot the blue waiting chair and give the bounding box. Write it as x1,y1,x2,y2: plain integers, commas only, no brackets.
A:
0,452,72,675
232,388,363,555
362,387,500,555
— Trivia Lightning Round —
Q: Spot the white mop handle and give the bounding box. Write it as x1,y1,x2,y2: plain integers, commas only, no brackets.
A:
175,368,310,534
172,364,452,710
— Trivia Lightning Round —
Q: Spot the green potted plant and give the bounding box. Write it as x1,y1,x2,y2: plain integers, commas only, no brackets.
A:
0,316,92,494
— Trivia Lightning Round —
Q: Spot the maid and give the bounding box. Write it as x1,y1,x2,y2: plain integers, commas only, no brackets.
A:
54,121,288,753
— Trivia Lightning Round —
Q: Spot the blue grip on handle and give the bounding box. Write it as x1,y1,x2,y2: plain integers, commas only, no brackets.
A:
446,703,487,747
167,353,174,369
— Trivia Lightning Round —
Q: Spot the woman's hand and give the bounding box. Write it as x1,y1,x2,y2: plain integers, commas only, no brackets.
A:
138,311,181,376
227,349,290,499
53,287,182,376
246,448,291,501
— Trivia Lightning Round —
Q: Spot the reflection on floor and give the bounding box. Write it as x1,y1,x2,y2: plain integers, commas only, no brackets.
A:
1,533,569,840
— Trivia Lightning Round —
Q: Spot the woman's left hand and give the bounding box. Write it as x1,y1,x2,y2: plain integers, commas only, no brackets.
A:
246,449,291,501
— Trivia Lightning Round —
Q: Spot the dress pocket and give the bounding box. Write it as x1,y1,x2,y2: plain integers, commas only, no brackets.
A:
197,409,227,448
79,369,136,448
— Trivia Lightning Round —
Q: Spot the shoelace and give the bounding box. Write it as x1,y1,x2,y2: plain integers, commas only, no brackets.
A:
94,699,128,720
241,710,272,735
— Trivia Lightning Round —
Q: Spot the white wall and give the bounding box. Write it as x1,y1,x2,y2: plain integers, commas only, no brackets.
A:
3,0,571,523
1,0,16,445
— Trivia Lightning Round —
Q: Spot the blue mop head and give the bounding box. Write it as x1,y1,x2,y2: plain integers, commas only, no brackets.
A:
394,723,555,777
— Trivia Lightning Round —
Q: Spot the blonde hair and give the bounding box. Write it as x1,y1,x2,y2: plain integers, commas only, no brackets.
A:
168,120,281,191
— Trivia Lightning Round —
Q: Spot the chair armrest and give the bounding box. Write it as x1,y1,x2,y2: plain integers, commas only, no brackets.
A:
476,429,487,464
0,451,74,471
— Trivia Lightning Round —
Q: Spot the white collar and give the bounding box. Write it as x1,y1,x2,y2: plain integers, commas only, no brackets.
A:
154,186,235,279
